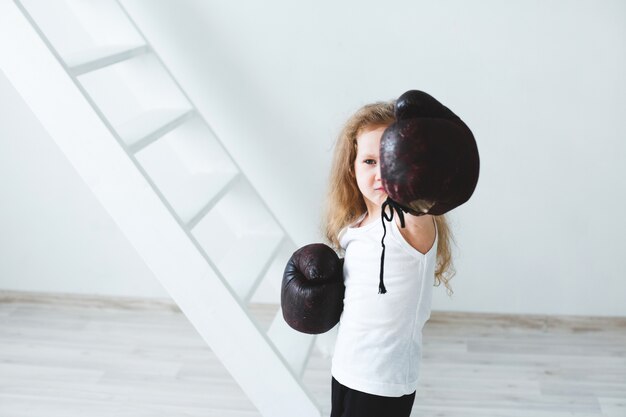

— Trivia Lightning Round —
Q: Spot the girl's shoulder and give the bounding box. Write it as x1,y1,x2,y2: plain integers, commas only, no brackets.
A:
394,214,437,256
338,213,368,248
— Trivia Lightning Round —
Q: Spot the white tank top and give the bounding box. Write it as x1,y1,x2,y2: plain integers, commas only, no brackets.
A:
331,212,438,397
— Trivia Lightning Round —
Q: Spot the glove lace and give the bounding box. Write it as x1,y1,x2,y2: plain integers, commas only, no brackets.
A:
379,197,407,294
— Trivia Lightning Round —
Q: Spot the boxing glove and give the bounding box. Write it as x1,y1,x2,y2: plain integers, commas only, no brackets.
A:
380,90,480,216
281,243,344,334
374,90,480,294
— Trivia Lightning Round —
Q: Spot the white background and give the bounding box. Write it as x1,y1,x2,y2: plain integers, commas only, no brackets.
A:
1,0,625,316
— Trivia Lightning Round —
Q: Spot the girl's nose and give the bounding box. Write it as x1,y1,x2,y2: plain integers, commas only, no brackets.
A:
375,166,382,181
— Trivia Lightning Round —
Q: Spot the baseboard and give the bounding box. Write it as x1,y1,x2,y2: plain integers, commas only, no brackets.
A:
1,289,624,328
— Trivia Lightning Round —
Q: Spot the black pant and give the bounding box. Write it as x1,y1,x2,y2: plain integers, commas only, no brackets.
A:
330,376,416,417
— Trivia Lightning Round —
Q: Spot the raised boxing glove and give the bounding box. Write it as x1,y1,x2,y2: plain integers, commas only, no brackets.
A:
380,90,480,216
281,243,344,334
374,90,480,294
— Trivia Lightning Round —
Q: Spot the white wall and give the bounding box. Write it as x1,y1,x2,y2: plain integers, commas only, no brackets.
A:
118,0,626,317
1,0,625,316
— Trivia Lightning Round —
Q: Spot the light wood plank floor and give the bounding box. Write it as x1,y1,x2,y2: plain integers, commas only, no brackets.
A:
0,291,625,417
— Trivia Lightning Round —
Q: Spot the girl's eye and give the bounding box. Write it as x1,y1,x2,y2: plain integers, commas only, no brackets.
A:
364,159,376,165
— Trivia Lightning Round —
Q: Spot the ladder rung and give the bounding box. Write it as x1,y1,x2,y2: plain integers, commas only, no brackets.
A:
215,232,284,301
186,172,241,230
245,235,287,304
124,108,195,153
68,44,150,76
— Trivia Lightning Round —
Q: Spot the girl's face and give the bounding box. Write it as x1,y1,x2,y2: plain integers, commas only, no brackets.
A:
354,125,389,214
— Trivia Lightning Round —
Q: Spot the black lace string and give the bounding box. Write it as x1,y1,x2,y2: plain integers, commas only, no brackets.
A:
378,197,407,294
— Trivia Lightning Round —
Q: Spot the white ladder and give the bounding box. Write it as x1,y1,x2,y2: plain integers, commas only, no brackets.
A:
0,1,322,416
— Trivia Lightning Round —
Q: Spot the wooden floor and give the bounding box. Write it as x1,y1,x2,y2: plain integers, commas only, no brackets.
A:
0,292,625,417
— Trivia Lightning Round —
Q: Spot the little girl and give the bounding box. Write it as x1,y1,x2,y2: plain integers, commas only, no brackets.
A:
322,100,455,417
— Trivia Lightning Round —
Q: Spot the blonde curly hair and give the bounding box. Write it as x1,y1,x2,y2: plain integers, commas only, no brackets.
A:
321,100,456,296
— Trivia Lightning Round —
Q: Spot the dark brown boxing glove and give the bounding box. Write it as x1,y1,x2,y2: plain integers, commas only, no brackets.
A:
374,90,480,294
281,244,344,334
380,90,480,216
